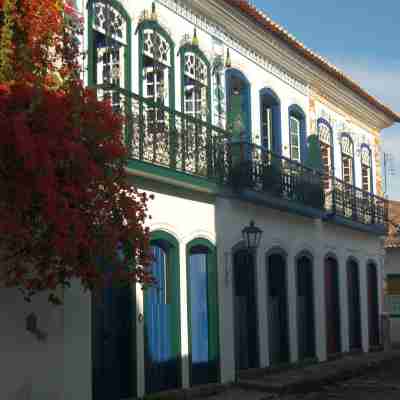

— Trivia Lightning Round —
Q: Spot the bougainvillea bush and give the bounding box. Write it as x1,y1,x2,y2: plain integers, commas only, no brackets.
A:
0,0,153,304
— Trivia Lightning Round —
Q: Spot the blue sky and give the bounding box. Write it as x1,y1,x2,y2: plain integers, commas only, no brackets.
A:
253,0,400,199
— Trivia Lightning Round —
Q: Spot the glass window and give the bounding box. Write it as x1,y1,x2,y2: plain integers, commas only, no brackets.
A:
341,135,354,186
184,52,209,120
290,116,301,162
361,146,372,193
318,120,333,190
91,0,129,111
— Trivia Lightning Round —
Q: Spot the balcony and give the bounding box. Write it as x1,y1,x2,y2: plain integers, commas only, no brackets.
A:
95,85,388,234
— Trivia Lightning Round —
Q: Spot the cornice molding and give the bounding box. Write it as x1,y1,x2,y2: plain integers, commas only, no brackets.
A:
157,0,393,131
156,0,309,96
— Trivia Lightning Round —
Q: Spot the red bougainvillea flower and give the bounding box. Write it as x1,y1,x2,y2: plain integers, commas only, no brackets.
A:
0,0,152,304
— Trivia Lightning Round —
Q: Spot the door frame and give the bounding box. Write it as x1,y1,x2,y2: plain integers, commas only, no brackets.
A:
265,247,290,365
231,242,260,372
295,251,316,361
186,238,220,385
144,230,182,394
346,257,362,351
324,254,342,356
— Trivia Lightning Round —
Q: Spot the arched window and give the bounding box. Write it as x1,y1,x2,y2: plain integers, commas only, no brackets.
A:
341,134,355,186
187,239,219,385
137,9,175,110
226,68,252,142
317,119,334,189
88,0,131,109
180,33,211,122
288,105,306,162
361,145,373,193
260,88,281,154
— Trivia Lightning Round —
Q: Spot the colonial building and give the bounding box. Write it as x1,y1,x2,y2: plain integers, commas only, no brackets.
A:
1,1,399,400
384,201,400,345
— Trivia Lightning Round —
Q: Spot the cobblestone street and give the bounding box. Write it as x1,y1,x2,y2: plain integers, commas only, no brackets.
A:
284,359,400,400
204,356,400,400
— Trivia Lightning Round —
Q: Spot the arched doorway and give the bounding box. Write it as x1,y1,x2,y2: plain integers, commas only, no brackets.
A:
367,262,380,348
347,259,362,350
325,256,341,355
296,254,316,360
144,232,181,394
233,248,259,370
267,252,289,365
92,258,135,400
187,239,219,385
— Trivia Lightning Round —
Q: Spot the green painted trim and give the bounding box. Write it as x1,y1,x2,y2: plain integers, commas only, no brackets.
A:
87,0,132,88
387,274,400,279
136,19,176,164
186,239,220,385
126,159,219,193
389,314,400,319
148,230,182,388
178,43,212,121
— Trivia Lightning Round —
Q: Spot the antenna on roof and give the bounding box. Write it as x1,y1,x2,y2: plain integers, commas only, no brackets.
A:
383,152,396,197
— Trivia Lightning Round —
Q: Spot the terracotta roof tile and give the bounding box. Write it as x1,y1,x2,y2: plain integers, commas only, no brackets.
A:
224,0,400,123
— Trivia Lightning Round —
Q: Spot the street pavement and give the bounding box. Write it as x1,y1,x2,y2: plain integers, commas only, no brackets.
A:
206,358,400,400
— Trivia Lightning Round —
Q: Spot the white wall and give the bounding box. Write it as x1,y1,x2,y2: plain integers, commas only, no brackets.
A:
0,282,91,400
215,196,384,382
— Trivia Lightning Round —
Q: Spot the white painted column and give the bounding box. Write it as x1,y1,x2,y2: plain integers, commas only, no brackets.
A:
313,250,327,362
287,252,298,363
180,244,190,388
218,249,235,383
136,283,145,398
338,254,350,353
359,258,370,352
256,247,269,368
63,281,92,400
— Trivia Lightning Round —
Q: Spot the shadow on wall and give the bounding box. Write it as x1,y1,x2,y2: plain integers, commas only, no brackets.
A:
0,287,64,400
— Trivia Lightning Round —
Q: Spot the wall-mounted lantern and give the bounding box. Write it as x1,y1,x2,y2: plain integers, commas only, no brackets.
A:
242,220,263,250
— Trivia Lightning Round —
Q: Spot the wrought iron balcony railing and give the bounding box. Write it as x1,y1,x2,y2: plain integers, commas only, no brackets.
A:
95,85,388,229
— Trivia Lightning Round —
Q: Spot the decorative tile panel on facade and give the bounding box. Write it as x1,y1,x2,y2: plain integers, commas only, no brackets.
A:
2,1,399,399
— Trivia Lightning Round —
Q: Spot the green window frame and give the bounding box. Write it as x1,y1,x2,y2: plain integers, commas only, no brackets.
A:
137,19,175,111
87,0,131,91
179,43,212,123
145,231,182,388
186,238,220,384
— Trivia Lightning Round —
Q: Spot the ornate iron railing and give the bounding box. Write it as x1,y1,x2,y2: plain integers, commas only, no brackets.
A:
96,85,227,178
94,85,388,229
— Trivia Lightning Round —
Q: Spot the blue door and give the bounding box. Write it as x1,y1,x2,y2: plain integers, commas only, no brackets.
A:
145,245,178,393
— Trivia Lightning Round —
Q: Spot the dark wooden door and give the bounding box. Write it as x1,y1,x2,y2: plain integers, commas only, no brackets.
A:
347,260,362,350
268,254,289,365
325,257,341,355
233,249,259,370
368,263,380,347
92,266,135,400
297,255,316,360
